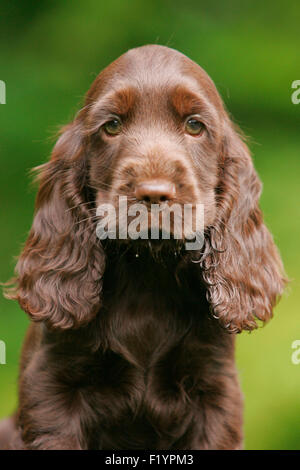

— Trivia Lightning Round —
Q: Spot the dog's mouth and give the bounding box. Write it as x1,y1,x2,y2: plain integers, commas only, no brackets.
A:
116,228,186,248
95,198,205,252
102,236,187,263
100,230,204,265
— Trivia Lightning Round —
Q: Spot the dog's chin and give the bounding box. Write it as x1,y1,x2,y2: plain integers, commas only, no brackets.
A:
102,227,187,261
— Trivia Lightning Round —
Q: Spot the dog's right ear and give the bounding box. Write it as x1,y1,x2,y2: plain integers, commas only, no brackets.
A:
6,121,105,330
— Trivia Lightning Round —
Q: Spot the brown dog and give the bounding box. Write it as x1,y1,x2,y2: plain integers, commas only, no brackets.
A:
1,45,285,449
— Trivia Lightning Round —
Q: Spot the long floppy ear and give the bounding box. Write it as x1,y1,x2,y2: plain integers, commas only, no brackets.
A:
7,121,105,329
201,121,286,333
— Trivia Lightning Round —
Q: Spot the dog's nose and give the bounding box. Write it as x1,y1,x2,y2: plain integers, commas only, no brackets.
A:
135,179,176,204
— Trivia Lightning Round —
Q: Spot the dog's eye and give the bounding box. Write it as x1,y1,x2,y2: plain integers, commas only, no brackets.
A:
103,118,122,136
185,117,205,136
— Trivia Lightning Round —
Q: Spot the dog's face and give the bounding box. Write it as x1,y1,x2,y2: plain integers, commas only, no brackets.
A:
84,46,226,243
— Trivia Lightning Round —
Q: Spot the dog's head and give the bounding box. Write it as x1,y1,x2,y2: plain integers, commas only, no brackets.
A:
7,45,286,332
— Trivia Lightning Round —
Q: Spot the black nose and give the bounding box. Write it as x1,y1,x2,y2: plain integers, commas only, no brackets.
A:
135,179,176,204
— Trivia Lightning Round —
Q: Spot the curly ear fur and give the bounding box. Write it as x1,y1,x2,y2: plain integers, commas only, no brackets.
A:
7,121,105,329
201,122,286,333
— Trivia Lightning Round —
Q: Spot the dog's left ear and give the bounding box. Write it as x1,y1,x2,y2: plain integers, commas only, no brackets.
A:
201,121,286,332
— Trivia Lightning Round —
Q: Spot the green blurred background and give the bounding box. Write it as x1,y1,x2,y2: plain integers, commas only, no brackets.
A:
0,0,299,450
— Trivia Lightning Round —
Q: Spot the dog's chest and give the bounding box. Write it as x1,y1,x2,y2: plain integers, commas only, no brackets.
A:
90,335,198,449
88,258,206,448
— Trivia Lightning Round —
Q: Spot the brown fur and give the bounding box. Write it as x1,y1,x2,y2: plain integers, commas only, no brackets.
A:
1,45,285,449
